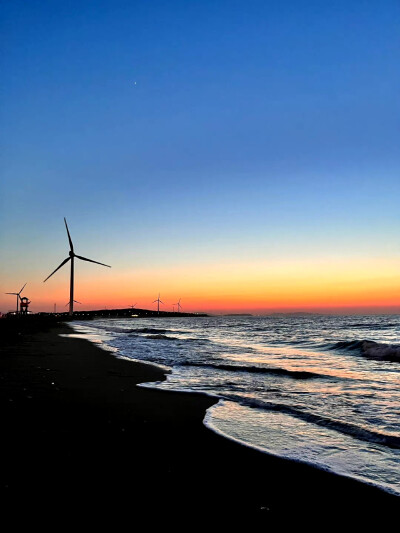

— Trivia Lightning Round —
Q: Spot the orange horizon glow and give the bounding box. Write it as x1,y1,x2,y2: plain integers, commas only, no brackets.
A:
1,255,399,315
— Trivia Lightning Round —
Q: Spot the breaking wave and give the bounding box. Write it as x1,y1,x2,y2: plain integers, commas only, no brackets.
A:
133,328,169,334
345,322,398,330
98,326,185,336
127,333,180,340
181,361,334,380
145,334,179,340
330,340,400,362
233,397,400,449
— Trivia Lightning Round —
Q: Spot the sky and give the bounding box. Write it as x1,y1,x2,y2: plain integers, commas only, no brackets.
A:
1,0,399,314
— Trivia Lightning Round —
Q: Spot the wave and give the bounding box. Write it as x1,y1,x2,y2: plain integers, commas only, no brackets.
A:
132,328,192,336
127,333,179,340
134,328,169,334
93,325,138,334
91,325,169,335
330,340,400,362
145,334,178,340
92,325,183,336
234,397,400,449
180,361,334,381
128,333,208,344
345,322,399,330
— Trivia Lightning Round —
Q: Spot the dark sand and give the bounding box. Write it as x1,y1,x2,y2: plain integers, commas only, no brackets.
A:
1,319,398,526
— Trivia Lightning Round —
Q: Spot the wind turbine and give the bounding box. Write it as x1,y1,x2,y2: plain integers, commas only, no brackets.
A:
174,298,182,313
44,218,111,316
153,293,164,315
5,283,27,314
130,303,137,309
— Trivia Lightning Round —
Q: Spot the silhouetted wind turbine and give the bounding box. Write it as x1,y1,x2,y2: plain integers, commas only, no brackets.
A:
130,303,137,309
153,293,164,315
5,283,27,314
174,298,182,313
44,218,111,316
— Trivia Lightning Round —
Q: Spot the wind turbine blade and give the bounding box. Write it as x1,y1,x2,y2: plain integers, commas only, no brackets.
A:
18,282,27,294
64,218,74,252
153,300,157,303
75,255,111,268
43,257,71,282
160,300,164,305
66,300,81,306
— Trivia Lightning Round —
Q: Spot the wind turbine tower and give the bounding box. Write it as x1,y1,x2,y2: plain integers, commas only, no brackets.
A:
5,283,27,314
153,293,164,315
44,218,111,316
174,298,182,313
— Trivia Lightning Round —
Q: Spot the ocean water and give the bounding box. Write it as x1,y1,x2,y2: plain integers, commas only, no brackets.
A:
71,314,400,496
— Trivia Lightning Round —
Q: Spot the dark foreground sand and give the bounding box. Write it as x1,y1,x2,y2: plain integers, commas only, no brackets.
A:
1,318,398,526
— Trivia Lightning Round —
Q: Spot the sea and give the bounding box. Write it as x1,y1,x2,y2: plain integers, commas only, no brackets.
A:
70,314,400,496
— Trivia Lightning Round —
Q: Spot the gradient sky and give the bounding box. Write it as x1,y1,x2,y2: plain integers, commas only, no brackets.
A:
1,0,399,314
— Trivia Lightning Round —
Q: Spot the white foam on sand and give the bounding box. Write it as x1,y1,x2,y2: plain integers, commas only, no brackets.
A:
204,399,400,497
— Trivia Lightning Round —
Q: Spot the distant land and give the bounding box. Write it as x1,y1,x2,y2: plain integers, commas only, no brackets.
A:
222,313,254,316
33,307,209,320
269,312,323,316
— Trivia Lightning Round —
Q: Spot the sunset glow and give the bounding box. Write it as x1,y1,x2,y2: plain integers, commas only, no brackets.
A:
2,254,398,315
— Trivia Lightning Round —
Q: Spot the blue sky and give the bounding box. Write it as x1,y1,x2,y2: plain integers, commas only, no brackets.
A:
1,1,399,312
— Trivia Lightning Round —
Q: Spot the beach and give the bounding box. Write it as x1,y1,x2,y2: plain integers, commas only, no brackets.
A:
1,318,398,526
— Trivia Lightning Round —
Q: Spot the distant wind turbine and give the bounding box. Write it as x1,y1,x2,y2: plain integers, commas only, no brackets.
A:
153,293,164,315
130,303,137,309
5,283,27,314
174,298,182,313
44,218,111,316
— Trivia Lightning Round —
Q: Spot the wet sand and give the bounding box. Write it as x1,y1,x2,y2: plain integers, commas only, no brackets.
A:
1,319,398,526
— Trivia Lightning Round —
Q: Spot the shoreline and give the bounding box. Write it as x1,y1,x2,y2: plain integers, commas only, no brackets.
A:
203,404,400,499
75,318,400,498
137,363,400,499
1,319,398,524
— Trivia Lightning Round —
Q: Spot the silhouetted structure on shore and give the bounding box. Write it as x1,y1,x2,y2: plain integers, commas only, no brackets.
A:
19,296,31,315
